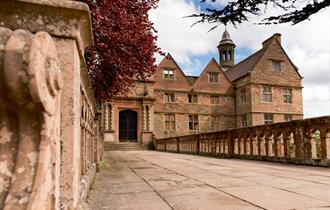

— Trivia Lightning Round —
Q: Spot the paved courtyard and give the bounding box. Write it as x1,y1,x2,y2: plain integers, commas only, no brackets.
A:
87,151,330,210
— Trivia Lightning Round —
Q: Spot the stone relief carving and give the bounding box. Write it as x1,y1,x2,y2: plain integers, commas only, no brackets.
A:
104,103,109,130
0,27,62,210
143,105,151,132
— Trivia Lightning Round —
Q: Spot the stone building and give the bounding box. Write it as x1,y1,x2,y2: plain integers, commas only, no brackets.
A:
102,29,303,145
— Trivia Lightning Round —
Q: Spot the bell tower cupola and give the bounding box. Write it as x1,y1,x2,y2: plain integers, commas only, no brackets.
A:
217,28,236,70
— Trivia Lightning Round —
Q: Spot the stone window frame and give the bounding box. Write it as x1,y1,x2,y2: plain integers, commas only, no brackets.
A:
262,85,272,103
210,95,220,104
284,114,293,122
264,113,274,124
240,87,247,104
188,115,199,131
165,113,176,130
211,115,221,131
241,114,248,127
164,92,175,103
271,60,281,72
283,88,293,103
163,69,174,79
188,93,198,104
208,72,219,83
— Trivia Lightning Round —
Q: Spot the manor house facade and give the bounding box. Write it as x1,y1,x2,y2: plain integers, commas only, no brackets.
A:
102,30,303,145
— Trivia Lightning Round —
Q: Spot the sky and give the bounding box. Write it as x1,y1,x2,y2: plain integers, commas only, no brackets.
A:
149,0,330,119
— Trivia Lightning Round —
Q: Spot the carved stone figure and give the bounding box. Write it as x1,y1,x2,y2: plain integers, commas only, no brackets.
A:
0,28,62,210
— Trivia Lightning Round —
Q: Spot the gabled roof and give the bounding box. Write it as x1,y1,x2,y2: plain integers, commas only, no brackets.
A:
225,49,265,81
192,58,221,85
191,58,232,90
277,42,302,79
225,34,302,81
161,53,194,85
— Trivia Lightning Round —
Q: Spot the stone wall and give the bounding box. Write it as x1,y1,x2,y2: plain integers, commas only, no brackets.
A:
234,35,303,128
0,1,103,209
153,54,235,139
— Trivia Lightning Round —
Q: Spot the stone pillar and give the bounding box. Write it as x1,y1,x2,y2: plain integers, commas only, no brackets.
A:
143,105,148,131
309,131,317,159
142,104,152,132
252,135,258,156
267,134,274,157
142,103,154,145
234,137,239,154
239,136,245,155
286,132,296,158
57,38,81,210
276,133,285,157
259,134,266,156
103,103,114,131
104,103,109,130
320,129,330,159
224,137,229,154
109,103,114,131
245,135,251,155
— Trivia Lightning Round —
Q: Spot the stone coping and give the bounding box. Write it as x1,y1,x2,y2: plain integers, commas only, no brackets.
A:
0,0,93,57
156,115,330,140
0,0,98,115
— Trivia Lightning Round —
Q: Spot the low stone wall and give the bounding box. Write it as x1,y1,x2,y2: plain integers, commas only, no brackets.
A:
0,1,103,209
155,116,330,167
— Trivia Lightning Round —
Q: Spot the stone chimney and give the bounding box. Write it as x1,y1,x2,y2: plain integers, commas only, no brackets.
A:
262,33,282,48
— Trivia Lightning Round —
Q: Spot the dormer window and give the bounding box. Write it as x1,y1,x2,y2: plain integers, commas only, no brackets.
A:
208,73,219,83
272,61,281,72
163,69,174,79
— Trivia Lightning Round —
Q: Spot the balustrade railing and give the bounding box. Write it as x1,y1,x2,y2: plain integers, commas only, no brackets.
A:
155,116,330,166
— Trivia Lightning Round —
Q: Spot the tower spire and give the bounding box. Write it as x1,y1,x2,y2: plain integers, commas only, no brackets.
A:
217,28,236,70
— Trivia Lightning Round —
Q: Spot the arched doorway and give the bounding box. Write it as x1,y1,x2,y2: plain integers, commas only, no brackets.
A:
119,110,138,142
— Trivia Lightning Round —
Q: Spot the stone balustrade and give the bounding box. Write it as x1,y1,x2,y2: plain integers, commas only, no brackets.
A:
0,1,103,209
155,116,330,166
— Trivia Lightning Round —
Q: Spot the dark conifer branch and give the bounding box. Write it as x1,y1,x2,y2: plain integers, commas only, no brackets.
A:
189,0,329,28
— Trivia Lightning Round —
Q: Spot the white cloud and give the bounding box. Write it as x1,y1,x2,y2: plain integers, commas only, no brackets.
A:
303,86,330,118
150,0,330,118
149,0,219,64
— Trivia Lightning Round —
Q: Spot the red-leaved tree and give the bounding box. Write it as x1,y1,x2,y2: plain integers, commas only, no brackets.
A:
80,0,161,100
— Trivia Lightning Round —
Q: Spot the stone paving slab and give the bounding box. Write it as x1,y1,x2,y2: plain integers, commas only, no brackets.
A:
159,186,260,210
222,185,329,210
87,151,330,210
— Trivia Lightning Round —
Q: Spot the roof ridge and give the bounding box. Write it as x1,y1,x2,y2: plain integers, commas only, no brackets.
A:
226,48,264,73
225,48,266,81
